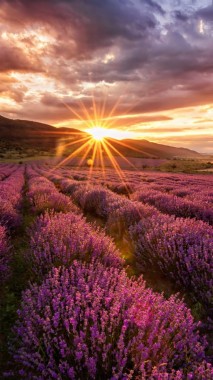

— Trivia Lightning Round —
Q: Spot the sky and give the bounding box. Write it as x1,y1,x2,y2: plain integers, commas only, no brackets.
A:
0,0,213,153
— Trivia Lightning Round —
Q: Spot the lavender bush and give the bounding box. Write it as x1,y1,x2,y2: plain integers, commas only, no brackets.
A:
106,201,159,237
27,174,78,214
27,211,123,277
139,361,213,379
0,168,24,228
0,225,11,284
132,188,213,225
58,180,160,236
0,199,21,229
106,181,136,195
10,261,209,379
130,214,213,310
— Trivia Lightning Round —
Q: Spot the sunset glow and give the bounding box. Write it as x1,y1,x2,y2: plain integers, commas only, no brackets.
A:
0,0,213,152
1,2,213,376
87,127,107,141
86,126,134,141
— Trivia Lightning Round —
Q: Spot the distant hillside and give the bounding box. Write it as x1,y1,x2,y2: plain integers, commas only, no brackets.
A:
0,115,201,159
0,115,84,149
108,138,201,159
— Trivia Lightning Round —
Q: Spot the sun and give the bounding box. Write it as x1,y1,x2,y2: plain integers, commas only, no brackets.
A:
88,126,108,141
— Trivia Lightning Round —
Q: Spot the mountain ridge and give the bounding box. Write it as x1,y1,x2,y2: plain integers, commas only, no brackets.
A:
0,115,201,159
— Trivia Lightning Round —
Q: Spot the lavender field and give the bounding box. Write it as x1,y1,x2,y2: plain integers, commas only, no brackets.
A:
0,163,213,379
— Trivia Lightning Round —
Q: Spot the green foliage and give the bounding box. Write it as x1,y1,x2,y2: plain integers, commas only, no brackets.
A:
159,159,213,173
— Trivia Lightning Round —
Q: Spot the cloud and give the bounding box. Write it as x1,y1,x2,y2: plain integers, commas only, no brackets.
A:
0,0,157,58
0,0,212,151
196,5,213,21
143,0,166,15
0,39,41,73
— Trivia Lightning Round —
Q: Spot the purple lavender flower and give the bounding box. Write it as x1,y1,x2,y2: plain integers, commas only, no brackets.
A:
130,214,213,310
27,172,78,214
0,225,11,284
0,167,24,229
132,187,213,225
27,211,123,278
10,261,209,379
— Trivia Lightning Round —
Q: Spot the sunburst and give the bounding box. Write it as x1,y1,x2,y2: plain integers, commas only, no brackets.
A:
48,93,148,194
87,126,108,141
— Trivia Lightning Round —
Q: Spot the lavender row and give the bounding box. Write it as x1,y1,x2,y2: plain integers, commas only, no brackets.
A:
0,225,11,285
0,163,17,181
26,167,78,215
8,260,212,379
85,170,213,213
52,167,213,195
0,167,25,228
2,165,212,378
99,169,213,206
51,176,213,311
131,187,213,225
0,167,25,283
26,167,124,270
37,168,213,307
109,180,213,205
45,165,213,208
130,214,213,312
26,211,123,279
38,172,162,244
46,176,157,233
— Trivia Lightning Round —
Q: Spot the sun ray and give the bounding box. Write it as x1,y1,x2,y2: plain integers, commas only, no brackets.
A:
100,88,108,122
103,140,137,195
51,137,94,172
101,140,127,185
56,136,91,151
62,101,93,129
88,140,99,182
110,138,153,157
101,96,123,129
87,127,109,141
97,93,145,131
76,140,95,169
92,92,98,126
50,92,147,189
42,130,86,136
104,139,136,169
99,141,106,181
78,100,95,128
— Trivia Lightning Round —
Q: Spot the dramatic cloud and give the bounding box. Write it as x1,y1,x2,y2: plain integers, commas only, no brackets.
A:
0,0,213,152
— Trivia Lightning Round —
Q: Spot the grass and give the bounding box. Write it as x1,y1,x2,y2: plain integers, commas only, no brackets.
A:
158,159,213,173
0,155,54,163
0,179,36,376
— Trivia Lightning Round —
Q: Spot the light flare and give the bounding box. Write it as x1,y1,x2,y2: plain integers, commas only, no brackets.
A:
87,126,108,141
199,19,204,34
49,93,147,194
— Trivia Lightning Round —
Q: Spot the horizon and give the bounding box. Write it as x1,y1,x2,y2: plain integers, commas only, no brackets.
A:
1,113,211,155
0,0,213,153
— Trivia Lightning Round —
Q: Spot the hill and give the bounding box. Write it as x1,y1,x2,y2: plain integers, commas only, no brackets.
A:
108,138,201,159
0,115,201,160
